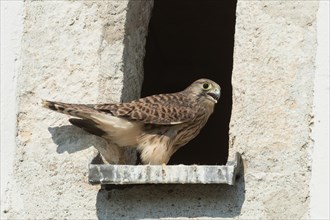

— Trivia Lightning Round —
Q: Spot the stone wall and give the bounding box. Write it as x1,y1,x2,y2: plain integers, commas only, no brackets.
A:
1,0,326,219
2,1,152,219
229,1,319,218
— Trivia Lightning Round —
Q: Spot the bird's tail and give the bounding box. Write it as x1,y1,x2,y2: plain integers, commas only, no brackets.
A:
42,100,138,146
42,100,96,119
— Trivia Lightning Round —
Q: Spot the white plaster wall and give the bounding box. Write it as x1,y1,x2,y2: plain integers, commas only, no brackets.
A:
1,1,153,219
0,1,24,217
1,1,328,219
230,1,319,218
310,1,330,219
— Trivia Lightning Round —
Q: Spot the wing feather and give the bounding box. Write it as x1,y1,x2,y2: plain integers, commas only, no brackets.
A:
94,93,199,125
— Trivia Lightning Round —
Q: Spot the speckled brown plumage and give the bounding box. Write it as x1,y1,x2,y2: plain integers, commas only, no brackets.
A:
42,78,221,165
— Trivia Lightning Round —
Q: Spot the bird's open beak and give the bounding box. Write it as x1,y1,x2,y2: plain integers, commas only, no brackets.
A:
207,89,221,103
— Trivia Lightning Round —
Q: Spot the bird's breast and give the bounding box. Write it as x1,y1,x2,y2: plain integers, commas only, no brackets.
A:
172,113,209,150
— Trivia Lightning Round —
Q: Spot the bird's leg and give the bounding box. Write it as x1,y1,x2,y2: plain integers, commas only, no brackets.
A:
161,163,167,176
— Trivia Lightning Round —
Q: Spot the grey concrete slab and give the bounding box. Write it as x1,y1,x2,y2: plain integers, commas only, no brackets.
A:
89,153,242,185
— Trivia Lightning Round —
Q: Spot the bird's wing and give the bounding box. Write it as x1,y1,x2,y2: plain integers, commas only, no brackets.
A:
95,93,199,125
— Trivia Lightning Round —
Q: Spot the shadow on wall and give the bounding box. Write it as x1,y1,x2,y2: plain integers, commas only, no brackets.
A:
48,126,106,154
95,169,245,219
121,0,152,102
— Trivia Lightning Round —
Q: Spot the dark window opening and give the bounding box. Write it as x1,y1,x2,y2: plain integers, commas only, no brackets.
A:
142,0,237,165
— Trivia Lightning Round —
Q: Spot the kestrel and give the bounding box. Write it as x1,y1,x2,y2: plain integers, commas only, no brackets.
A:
42,79,221,165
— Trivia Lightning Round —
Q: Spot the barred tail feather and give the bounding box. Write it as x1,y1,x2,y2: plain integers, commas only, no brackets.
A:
42,99,140,146
42,100,95,119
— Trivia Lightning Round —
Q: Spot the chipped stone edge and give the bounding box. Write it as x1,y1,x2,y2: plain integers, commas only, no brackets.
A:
88,152,242,186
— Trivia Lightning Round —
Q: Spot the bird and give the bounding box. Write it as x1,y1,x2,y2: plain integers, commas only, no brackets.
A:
42,78,221,165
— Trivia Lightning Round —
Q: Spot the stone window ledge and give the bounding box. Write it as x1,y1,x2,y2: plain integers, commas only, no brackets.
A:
89,153,242,186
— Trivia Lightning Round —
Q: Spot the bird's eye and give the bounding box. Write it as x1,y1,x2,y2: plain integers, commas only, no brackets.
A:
202,82,211,90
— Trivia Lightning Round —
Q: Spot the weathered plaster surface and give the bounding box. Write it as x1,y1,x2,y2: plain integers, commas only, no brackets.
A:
1,0,324,219
230,1,319,219
310,1,330,219
1,1,24,218
2,1,152,219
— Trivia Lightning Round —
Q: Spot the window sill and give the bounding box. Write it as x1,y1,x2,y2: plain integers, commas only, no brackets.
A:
89,152,242,186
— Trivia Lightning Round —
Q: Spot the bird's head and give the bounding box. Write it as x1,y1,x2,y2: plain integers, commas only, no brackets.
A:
185,78,221,105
